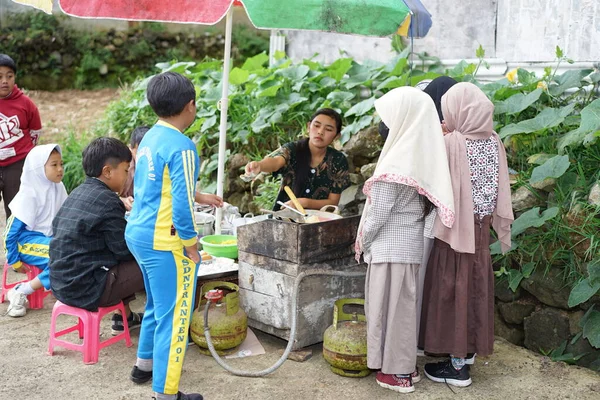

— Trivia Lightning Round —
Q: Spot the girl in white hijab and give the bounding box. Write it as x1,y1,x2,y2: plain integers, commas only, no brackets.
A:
355,87,454,393
3,143,67,317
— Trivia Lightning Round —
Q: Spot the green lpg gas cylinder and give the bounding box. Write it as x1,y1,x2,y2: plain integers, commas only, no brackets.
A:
190,281,248,356
323,298,370,377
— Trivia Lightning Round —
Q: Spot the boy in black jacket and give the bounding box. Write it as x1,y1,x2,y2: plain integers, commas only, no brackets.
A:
49,137,144,334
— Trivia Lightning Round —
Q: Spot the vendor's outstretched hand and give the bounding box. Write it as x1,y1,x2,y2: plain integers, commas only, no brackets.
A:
195,193,223,208
245,161,261,176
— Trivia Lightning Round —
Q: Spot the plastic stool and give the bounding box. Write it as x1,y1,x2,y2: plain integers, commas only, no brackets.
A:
1,261,51,309
48,300,132,364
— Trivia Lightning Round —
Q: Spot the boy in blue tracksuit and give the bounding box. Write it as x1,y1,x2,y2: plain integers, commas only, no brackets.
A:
125,72,204,400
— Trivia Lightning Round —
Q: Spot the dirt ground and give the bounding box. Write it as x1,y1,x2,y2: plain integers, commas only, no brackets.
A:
0,90,599,400
27,88,120,138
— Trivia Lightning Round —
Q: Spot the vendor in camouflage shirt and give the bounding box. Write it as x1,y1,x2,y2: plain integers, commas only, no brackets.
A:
245,108,350,211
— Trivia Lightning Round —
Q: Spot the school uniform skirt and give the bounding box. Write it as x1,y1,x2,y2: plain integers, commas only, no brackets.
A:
365,262,420,375
418,215,494,358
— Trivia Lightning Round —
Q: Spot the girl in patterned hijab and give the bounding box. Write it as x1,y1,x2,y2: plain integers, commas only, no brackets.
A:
420,82,513,388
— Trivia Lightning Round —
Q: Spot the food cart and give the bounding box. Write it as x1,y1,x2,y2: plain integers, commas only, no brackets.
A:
236,215,366,349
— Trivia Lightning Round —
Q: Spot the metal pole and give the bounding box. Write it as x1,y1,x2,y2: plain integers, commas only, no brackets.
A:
214,7,234,234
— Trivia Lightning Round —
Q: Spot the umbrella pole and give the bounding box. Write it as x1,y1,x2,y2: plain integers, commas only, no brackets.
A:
215,7,234,234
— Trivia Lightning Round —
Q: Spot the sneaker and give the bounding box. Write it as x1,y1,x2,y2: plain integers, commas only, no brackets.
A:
6,288,28,317
412,367,421,383
424,360,472,387
130,365,152,384
416,347,425,357
111,312,143,336
376,371,415,393
176,392,204,400
465,353,476,365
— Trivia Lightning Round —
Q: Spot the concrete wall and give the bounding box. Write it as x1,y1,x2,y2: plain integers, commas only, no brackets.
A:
286,0,600,76
496,0,600,62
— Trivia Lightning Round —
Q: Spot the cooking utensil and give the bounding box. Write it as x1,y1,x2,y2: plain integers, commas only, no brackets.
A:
283,186,307,216
276,201,306,217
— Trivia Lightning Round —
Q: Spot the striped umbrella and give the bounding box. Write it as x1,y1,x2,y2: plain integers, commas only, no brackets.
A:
11,0,431,231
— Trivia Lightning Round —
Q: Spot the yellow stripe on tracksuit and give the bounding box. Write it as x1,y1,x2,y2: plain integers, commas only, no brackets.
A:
164,249,196,393
182,149,196,226
18,242,50,258
127,245,198,395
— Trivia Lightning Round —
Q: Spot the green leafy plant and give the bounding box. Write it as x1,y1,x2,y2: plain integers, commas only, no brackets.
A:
252,176,282,211
541,340,587,364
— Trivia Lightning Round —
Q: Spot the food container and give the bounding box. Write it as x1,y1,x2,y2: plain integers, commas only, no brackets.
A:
200,234,238,259
271,205,342,224
195,212,215,239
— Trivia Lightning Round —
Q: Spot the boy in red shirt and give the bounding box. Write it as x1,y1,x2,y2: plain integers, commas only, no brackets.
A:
0,54,43,220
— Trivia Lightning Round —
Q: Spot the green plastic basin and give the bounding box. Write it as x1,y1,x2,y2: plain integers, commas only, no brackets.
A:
199,235,238,259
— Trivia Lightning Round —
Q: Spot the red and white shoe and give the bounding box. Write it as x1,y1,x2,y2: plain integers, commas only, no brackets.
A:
412,367,421,383
376,371,415,393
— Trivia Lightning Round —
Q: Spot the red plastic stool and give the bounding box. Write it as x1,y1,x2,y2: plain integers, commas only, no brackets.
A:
1,261,51,309
48,300,133,364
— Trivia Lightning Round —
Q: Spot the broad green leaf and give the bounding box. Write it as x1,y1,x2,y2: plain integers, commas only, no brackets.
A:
377,74,408,90
202,86,222,103
527,153,554,165
558,98,600,151
257,84,282,98
590,72,600,83
390,57,408,77
522,262,535,278
464,63,477,76
584,130,600,146
409,72,442,87
326,91,355,104
155,61,195,73
274,50,286,60
281,93,308,108
580,306,596,329
582,310,600,348
479,80,510,98
556,46,564,59
511,207,560,237
346,62,383,86
568,278,600,307
508,269,524,292
229,67,250,85
319,76,337,88
276,65,310,81
549,69,593,96
448,60,473,78
303,59,321,70
494,89,543,115
340,115,373,144
588,259,600,284
200,115,217,133
190,60,222,73
326,58,353,82
517,69,537,86
499,104,576,138
242,53,269,71
530,155,570,183
345,97,375,118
